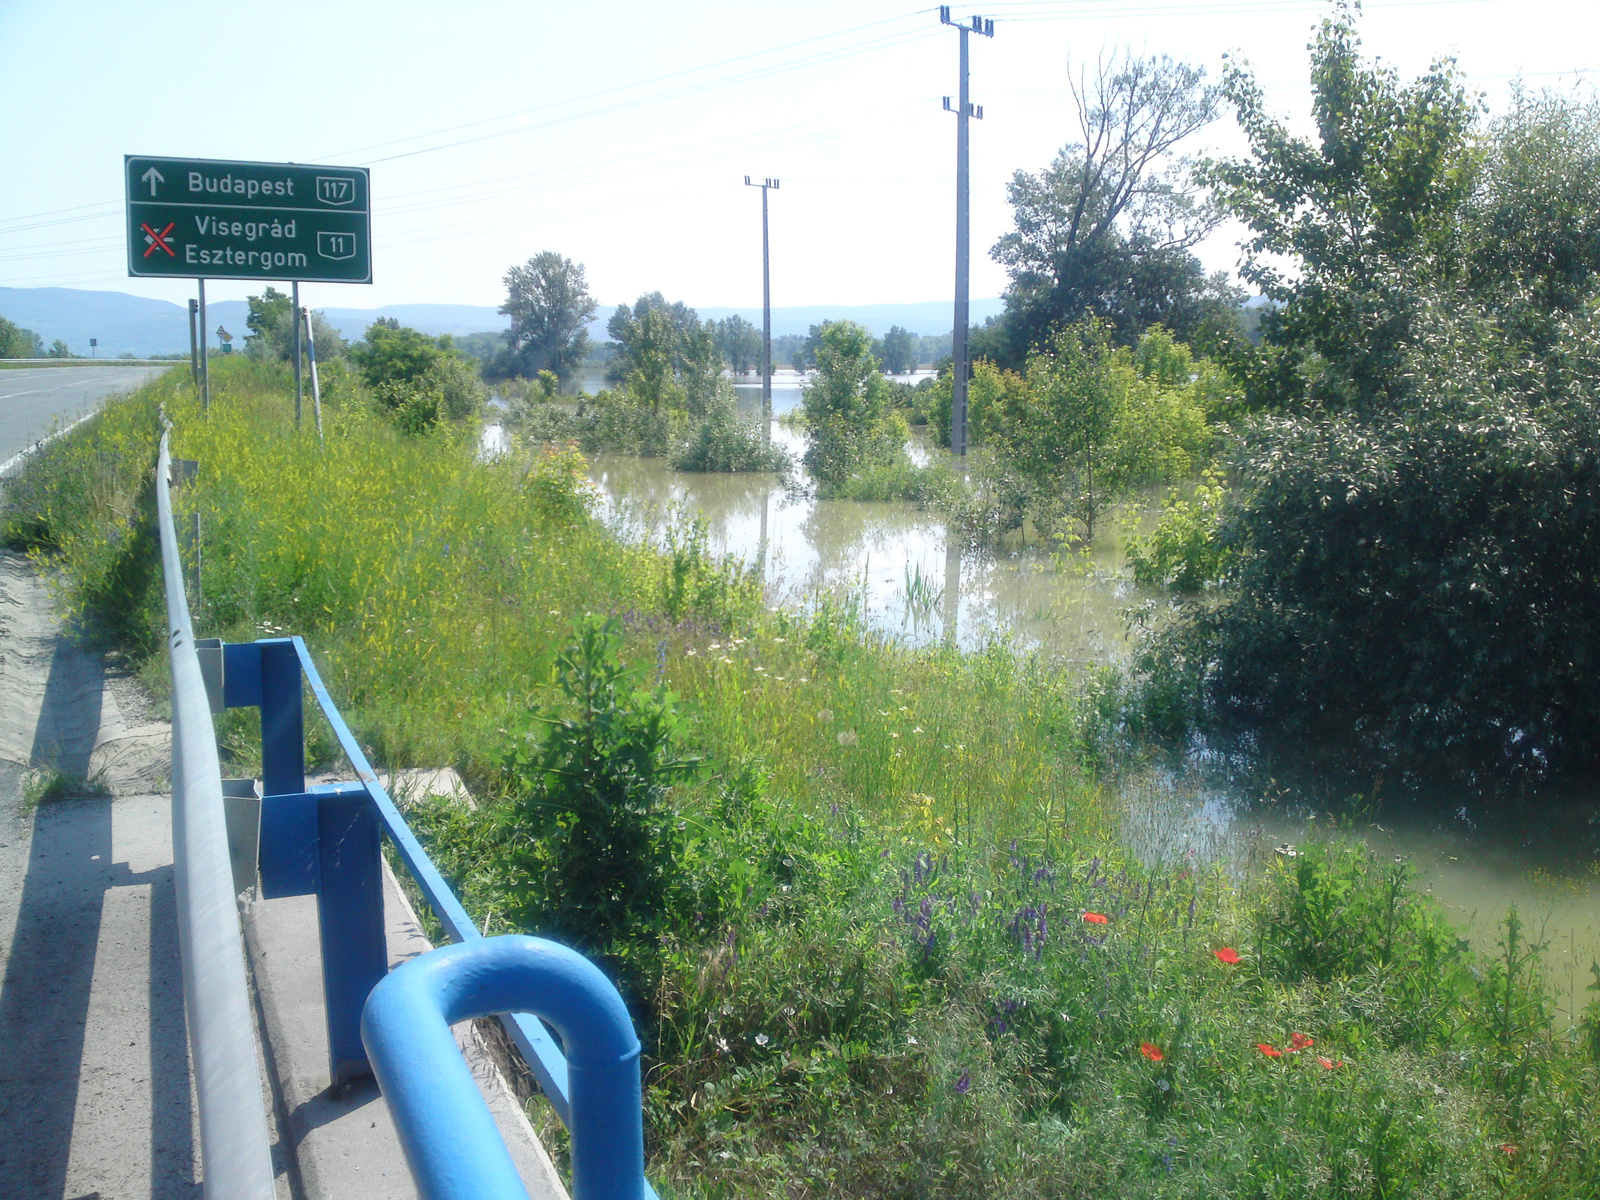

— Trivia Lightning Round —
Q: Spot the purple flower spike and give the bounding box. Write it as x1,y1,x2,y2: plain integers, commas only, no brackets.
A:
955,1070,971,1095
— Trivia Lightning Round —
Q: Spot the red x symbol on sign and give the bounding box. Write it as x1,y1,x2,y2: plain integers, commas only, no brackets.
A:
141,221,176,258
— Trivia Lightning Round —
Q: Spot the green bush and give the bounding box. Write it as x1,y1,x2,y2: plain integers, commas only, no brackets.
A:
672,390,789,474
1171,369,1600,772
1126,469,1230,592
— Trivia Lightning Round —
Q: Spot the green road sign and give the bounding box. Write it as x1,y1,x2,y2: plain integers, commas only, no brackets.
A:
126,155,371,283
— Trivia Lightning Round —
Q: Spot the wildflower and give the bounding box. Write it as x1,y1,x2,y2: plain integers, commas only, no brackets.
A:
907,1035,918,1045
837,729,858,747
754,1033,770,1047
685,648,697,657
954,1070,971,1095
1498,1144,1518,1156
1140,1042,1164,1063
817,708,834,723
1315,1056,1342,1070
715,1036,730,1053
1289,1032,1315,1051
1213,947,1240,964
1256,1043,1283,1058
773,637,786,643
720,656,733,664
890,731,900,739
912,726,924,733
1082,911,1109,925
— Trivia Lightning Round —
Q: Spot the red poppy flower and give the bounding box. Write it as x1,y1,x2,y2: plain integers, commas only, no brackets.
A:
1289,1032,1315,1051
1213,947,1240,964
1256,1043,1283,1058
1498,1144,1518,1156
1315,1055,1342,1070
1140,1041,1164,1062
1082,911,1109,925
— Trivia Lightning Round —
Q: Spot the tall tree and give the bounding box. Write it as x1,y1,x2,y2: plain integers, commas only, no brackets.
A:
879,325,918,374
606,292,700,381
0,314,43,358
801,321,904,490
714,314,761,375
991,50,1233,359
498,252,597,383
244,287,344,363
1202,4,1479,411
1459,86,1600,383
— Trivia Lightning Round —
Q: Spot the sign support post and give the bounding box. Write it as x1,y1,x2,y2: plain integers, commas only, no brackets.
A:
292,281,303,429
302,307,323,444
198,279,209,411
188,299,199,393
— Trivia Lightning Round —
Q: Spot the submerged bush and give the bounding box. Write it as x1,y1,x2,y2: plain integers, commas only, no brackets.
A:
1169,375,1600,773
671,389,789,474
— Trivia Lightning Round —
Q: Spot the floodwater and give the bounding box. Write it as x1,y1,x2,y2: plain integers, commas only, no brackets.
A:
487,379,1600,1024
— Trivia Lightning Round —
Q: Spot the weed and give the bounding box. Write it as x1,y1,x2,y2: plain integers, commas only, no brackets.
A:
23,766,111,808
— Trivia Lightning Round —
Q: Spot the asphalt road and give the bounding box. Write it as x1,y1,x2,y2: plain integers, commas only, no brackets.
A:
0,364,172,466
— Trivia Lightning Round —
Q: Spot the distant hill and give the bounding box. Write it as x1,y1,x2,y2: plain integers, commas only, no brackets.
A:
690,299,1005,339
0,287,1007,357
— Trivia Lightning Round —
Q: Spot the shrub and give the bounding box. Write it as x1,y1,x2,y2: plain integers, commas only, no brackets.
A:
1173,375,1600,772
1126,469,1230,592
672,389,789,474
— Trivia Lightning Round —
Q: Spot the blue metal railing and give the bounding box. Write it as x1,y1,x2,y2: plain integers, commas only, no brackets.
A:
364,937,645,1200
191,608,654,1198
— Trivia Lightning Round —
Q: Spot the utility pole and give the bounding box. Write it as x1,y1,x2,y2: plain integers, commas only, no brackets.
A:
744,176,780,439
940,6,993,459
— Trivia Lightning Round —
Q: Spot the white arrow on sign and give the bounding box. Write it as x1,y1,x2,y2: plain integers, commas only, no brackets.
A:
141,167,164,197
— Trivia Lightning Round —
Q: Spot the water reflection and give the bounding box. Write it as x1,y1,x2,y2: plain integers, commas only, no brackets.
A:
585,421,1155,662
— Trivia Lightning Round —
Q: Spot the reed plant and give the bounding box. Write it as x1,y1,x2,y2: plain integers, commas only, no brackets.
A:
13,358,1598,1198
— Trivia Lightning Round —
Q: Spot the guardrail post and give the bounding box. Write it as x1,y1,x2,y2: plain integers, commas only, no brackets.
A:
259,639,304,798
226,638,388,1084
315,783,388,1086
363,936,648,1200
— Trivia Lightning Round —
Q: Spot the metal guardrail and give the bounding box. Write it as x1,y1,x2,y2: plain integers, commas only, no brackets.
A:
158,432,656,1196
156,426,278,1200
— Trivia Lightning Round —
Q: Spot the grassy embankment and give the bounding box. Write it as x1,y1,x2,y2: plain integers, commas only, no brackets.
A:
9,357,1598,1198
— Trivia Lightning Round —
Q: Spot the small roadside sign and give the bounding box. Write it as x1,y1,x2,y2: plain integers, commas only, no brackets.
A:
125,155,372,284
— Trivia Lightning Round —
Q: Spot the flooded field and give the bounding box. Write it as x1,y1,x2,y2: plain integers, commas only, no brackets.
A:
491,382,1600,1024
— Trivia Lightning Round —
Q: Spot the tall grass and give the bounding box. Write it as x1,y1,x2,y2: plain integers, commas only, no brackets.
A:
13,357,1599,1198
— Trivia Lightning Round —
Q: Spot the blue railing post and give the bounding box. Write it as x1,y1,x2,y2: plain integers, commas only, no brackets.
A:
362,936,648,1200
315,783,389,1085
226,638,388,1083
259,638,304,797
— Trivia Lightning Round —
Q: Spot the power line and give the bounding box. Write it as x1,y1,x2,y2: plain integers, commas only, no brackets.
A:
359,26,938,165
320,11,931,162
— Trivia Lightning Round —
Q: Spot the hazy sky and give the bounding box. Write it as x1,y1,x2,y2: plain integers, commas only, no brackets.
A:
2,0,1595,317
